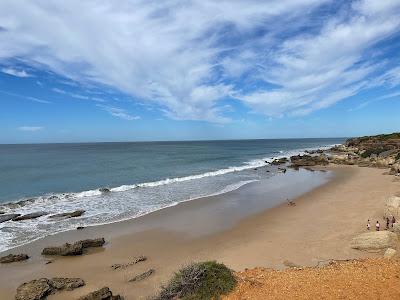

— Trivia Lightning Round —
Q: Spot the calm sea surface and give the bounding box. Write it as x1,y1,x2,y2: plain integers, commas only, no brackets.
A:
0,138,344,251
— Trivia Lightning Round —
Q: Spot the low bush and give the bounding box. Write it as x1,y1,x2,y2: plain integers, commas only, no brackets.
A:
396,153,400,161
156,261,237,300
360,148,387,158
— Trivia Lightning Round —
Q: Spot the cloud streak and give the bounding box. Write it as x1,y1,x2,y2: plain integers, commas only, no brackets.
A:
0,0,399,121
18,126,44,132
96,104,140,120
1,67,31,77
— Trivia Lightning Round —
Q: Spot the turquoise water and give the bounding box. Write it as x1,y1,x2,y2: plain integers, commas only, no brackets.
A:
0,138,344,251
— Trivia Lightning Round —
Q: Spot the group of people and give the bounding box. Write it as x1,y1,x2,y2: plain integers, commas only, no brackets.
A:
367,216,396,231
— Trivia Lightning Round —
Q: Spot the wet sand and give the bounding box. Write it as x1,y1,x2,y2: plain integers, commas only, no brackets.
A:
0,165,398,299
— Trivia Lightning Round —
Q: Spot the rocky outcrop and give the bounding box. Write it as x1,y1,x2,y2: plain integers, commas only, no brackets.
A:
383,196,400,220
0,213,20,223
351,231,398,251
384,248,397,259
128,269,155,282
111,255,147,270
290,154,329,168
15,277,84,300
41,238,105,256
271,157,288,165
48,210,85,219
0,253,29,263
13,212,48,221
79,287,123,300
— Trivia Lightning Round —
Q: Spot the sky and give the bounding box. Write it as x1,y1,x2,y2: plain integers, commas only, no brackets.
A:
0,0,400,143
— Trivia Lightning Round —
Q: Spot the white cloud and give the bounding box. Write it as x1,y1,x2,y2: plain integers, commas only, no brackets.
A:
0,0,399,120
96,104,140,121
1,67,31,77
18,126,44,132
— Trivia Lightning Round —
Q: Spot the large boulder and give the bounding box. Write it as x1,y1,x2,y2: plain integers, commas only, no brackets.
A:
79,287,122,300
13,212,48,221
48,210,85,219
42,238,105,256
42,243,83,256
0,253,29,264
290,154,329,168
15,278,84,300
383,196,400,220
384,248,397,259
351,231,398,251
0,213,21,223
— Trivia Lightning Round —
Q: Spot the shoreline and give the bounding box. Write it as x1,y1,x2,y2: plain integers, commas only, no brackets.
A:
1,164,398,299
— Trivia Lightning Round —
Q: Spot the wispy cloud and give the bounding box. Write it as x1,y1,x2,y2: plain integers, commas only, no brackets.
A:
1,67,31,78
96,104,140,121
0,89,51,104
0,0,399,121
52,87,105,102
18,126,44,132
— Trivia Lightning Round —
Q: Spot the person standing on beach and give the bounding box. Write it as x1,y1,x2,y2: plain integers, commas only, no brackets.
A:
367,220,371,230
386,217,390,230
392,216,396,227
376,221,380,231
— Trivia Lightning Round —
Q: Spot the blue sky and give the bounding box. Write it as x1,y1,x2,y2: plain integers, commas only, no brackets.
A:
1,0,400,143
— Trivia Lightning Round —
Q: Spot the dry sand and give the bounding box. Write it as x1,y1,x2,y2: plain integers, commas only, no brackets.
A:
0,165,399,299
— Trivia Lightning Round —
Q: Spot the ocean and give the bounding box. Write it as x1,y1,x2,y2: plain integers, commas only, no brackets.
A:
0,138,344,251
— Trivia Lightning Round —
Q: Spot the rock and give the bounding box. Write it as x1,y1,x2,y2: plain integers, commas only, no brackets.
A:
111,255,147,270
0,211,4,214
15,277,84,300
13,212,48,221
77,226,85,230
278,167,287,173
283,260,301,268
289,154,329,168
99,188,111,193
79,287,122,300
0,253,29,263
41,238,105,256
383,196,400,220
384,248,397,259
128,269,155,282
50,278,85,291
351,231,398,251
271,157,288,165
49,210,85,219
77,238,105,248
42,243,83,256
0,213,21,223
393,223,400,233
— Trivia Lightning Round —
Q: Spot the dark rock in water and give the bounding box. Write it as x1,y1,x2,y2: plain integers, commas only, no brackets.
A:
0,213,21,223
42,238,105,256
99,188,111,193
77,226,85,230
49,210,85,219
128,269,155,282
271,157,289,165
0,253,29,263
15,277,84,300
0,211,4,214
42,243,83,256
13,212,48,221
79,287,123,300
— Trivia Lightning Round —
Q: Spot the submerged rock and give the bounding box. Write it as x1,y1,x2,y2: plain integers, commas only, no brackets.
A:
0,253,29,264
99,188,111,193
79,287,123,300
351,231,398,251
13,212,48,221
49,210,85,219
77,226,85,230
0,213,21,223
15,277,84,300
128,269,155,282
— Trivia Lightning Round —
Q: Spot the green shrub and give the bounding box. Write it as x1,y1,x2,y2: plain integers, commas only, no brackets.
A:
156,261,237,300
360,148,387,158
396,153,400,161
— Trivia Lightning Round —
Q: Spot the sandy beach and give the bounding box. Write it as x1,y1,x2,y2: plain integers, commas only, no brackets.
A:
1,165,399,299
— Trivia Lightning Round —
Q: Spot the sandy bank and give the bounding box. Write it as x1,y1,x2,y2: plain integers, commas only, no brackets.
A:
0,165,398,299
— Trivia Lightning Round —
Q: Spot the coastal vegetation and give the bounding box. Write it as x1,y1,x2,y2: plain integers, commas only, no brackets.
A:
157,261,236,300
